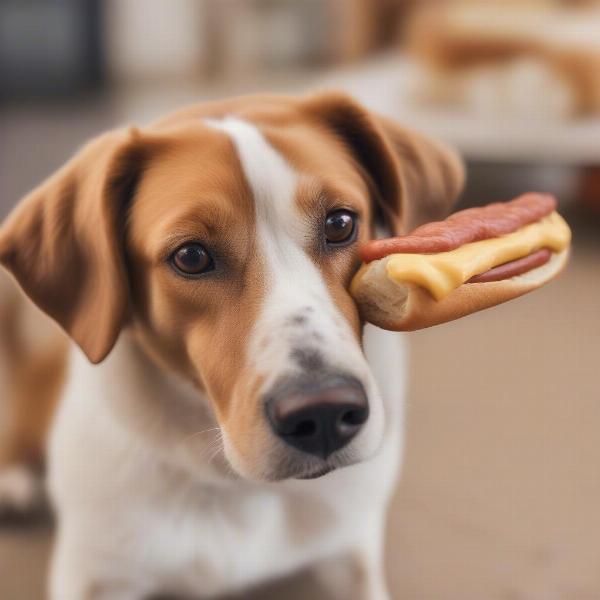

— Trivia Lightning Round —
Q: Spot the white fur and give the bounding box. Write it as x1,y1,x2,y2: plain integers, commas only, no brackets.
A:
47,118,407,599
206,118,384,478
49,329,405,599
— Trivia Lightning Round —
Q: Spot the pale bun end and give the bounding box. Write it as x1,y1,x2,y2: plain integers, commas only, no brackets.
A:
351,248,569,331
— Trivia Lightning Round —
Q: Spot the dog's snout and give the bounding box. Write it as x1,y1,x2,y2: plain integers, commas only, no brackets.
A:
267,377,369,459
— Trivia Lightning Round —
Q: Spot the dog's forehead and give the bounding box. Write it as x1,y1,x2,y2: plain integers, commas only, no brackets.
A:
128,127,254,250
203,116,370,220
204,117,301,232
204,118,291,191
129,115,371,260
132,120,302,232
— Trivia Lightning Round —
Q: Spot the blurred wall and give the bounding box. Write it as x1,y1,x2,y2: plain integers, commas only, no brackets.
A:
0,0,102,100
103,0,207,82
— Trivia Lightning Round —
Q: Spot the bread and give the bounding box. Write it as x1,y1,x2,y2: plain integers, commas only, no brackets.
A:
351,247,569,331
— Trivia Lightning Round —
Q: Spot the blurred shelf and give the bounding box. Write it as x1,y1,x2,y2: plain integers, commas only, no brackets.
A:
313,55,600,166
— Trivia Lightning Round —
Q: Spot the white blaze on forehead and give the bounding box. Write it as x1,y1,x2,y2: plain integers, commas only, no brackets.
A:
204,117,368,386
205,118,297,239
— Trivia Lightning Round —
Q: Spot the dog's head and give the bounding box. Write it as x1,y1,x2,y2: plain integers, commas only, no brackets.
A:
0,93,463,481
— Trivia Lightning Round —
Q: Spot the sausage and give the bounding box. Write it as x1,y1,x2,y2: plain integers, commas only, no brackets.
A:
361,193,557,263
467,248,552,284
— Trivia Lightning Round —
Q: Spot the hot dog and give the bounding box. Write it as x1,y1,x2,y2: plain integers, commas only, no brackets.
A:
351,193,571,331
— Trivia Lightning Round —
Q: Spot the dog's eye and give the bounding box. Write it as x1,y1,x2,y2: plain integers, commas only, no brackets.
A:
170,243,214,276
324,210,357,245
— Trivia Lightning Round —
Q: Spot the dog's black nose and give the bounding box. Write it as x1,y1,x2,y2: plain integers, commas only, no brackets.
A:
267,376,369,459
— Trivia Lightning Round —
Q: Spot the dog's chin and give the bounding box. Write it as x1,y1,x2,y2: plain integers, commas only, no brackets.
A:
225,457,346,483
228,441,385,482
260,463,338,482
222,436,375,483
266,454,363,482
294,465,336,480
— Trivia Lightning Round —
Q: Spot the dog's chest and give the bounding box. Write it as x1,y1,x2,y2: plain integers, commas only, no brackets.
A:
137,481,352,595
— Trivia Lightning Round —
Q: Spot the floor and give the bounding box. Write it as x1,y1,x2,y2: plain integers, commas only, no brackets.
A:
1,90,599,599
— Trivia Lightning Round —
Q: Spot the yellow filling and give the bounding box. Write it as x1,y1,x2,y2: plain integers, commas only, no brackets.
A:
386,211,571,300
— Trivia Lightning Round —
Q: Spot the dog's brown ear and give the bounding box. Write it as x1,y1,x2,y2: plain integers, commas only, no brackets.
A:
0,128,146,363
302,92,465,234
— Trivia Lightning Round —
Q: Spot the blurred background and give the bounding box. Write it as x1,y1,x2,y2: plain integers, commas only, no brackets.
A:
0,0,599,598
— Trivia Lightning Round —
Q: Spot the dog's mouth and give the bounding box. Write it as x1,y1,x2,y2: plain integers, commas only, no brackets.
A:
294,465,335,480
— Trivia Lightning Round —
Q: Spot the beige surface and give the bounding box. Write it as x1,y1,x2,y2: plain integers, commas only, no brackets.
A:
1,221,598,599
388,242,600,600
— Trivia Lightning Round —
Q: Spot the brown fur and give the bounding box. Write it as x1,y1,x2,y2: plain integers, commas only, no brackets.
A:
0,270,67,469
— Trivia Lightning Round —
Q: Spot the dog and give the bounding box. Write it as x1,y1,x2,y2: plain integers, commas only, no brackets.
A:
0,92,463,599
0,267,66,513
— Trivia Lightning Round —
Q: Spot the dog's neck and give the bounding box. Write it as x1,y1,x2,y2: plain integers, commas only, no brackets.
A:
94,331,234,485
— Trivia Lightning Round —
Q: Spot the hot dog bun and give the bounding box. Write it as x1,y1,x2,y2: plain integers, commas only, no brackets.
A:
351,247,568,331
351,194,571,331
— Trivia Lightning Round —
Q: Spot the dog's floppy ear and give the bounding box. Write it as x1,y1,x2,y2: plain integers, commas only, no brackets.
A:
0,128,147,363
302,92,465,234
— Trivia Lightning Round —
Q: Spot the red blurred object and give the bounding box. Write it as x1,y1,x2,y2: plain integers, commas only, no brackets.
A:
577,167,600,214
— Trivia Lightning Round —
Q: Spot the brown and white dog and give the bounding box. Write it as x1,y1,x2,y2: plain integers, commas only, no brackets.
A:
0,92,463,599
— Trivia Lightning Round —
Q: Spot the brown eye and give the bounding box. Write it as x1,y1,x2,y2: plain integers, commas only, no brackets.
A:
324,210,357,245
170,243,213,276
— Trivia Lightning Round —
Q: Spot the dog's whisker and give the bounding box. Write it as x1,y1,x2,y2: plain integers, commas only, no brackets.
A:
207,443,224,464
191,430,224,463
177,428,220,452
175,427,223,464
179,427,221,446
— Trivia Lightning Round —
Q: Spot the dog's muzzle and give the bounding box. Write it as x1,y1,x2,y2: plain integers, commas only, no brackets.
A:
266,374,369,460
